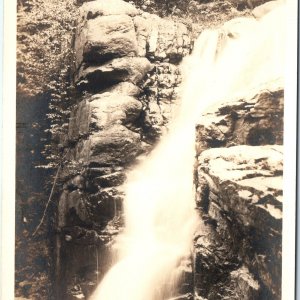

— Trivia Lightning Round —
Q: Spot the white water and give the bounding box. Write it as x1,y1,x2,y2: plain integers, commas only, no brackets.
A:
90,3,286,300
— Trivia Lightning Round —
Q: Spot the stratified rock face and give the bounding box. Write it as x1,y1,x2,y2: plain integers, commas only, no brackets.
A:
196,80,284,154
57,1,193,298
73,0,192,141
57,88,143,298
194,81,283,299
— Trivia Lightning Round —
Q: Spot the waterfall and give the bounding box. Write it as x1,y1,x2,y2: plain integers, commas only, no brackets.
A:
90,3,286,300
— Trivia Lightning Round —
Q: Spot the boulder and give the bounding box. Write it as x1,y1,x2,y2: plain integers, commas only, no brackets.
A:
68,93,142,142
89,125,142,165
68,124,142,166
75,57,153,92
75,14,138,67
88,93,142,129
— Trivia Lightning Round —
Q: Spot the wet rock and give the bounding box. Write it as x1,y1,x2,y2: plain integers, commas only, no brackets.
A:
140,62,182,143
194,214,261,299
194,217,238,298
61,242,112,299
75,57,153,92
174,257,194,296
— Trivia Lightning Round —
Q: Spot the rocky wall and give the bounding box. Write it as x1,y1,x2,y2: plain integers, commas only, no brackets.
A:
193,79,283,299
56,0,193,298
73,0,192,142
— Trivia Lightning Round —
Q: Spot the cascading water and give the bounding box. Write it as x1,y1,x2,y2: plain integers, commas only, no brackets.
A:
90,3,286,300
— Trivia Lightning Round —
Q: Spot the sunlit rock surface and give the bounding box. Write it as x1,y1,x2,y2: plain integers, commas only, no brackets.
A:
194,82,283,300
195,80,284,153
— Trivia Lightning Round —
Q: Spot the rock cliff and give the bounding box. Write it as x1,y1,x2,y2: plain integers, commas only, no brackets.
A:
193,80,283,299
72,0,193,142
56,1,194,298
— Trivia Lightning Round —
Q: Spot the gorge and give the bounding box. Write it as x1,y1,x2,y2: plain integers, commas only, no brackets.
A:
15,0,287,299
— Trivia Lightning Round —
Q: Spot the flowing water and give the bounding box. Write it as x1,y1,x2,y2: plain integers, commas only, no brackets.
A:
90,3,286,300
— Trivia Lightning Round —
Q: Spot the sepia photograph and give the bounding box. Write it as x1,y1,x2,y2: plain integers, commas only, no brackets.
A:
1,0,298,299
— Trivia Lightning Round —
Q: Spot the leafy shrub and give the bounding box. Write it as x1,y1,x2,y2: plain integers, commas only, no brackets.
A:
17,0,81,167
